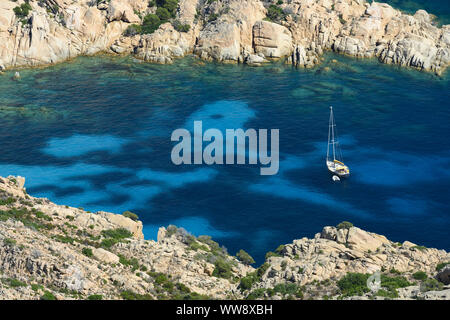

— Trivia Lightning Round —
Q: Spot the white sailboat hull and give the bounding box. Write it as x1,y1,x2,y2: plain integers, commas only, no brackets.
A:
326,160,350,178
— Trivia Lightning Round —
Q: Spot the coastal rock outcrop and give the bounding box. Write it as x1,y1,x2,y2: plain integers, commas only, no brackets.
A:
0,175,449,300
0,0,448,74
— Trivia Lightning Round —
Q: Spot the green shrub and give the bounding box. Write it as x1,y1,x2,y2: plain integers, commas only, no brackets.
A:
31,283,43,292
101,228,132,240
236,249,255,265
372,274,413,298
118,254,140,271
142,14,161,34
166,225,178,237
3,278,27,288
161,0,178,15
183,292,210,300
239,275,255,291
82,247,93,257
188,240,209,252
208,13,219,22
266,5,285,22
53,235,75,244
376,289,397,298
153,273,169,285
212,258,233,279
336,221,353,230
13,2,32,19
156,7,171,22
120,290,152,300
420,278,443,292
176,283,190,293
100,238,117,248
87,294,103,300
436,262,449,271
122,211,139,221
275,245,285,254
172,20,190,32
35,211,52,221
0,197,16,205
265,283,302,298
0,207,54,230
246,288,265,299
41,291,57,300
337,273,370,297
239,263,269,291
265,251,280,260
389,268,401,275
412,271,427,281
3,238,16,247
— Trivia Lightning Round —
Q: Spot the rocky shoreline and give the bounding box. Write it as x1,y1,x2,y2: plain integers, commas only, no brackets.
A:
0,0,449,75
0,175,449,300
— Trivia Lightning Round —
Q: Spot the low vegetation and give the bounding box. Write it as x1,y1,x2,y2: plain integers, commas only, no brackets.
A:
412,271,427,281
337,272,414,298
265,4,285,23
82,247,93,258
337,273,370,297
123,0,190,36
13,2,32,19
122,211,139,221
236,249,255,266
436,262,449,271
420,278,443,292
0,207,54,231
337,221,353,230
2,277,27,288
147,272,210,300
239,263,270,291
100,228,132,248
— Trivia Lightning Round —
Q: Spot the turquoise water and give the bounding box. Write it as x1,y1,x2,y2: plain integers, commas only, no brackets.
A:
0,54,449,263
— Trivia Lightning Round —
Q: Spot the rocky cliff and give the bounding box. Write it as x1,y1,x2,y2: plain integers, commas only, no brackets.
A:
0,0,449,74
0,175,449,300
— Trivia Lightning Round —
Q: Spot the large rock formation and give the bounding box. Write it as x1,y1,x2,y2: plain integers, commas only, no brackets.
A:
0,175,251,299
0,0,448,74
0,175,449,300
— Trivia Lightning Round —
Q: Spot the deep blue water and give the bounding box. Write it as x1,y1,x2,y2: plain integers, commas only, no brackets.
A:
383,0,450,25
0,54,449,263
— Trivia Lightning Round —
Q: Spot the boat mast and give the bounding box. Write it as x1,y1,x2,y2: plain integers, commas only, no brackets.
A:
327,107,331,161
330,107,336,161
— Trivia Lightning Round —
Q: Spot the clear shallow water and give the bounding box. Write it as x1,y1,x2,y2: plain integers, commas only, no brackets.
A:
0,54,449,263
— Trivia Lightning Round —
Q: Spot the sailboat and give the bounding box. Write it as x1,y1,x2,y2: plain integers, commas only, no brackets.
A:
327,106,350,178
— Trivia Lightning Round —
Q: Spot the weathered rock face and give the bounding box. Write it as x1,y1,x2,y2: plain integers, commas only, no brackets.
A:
253,21,292,59
0,175,251,300
193,0,266,62
253,225,449,300
1,175,449,300
0,0,129,68
107,0,141,23
0,0,448,74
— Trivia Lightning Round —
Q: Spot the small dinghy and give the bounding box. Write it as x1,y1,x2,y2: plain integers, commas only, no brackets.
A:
326,106,350,178
332,175,341,182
